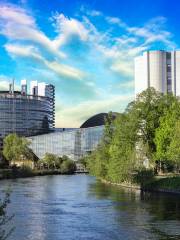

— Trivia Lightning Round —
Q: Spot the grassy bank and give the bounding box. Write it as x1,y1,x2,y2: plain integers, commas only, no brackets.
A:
143,176,180,194
0,168,75,180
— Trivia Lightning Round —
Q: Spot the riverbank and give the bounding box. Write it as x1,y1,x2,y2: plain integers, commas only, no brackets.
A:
100,176,180,195
0,168,76,180
143,176,180,194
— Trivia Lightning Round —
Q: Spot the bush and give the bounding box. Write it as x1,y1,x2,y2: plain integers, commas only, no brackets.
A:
133,168,155,186
60,160,76,174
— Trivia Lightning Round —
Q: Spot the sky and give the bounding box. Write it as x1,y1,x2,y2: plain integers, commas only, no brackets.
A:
0,0,179,127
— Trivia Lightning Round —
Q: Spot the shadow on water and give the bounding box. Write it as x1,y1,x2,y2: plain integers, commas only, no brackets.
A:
88,180,180,240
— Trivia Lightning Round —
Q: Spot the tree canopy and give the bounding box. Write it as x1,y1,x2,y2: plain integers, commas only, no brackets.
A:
87,88,180,183
3,134,33,165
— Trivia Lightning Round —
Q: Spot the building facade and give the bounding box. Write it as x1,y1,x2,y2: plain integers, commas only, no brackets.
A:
135,50,180,96
28,126,104,160
0,81,55,147
28,112,118,161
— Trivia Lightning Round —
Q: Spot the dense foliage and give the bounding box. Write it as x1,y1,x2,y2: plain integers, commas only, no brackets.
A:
3,134,33,165
38,154,76,174
86,88,180,184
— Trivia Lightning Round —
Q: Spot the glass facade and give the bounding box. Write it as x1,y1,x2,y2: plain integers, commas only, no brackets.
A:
28,126,104,160
0,91,55,141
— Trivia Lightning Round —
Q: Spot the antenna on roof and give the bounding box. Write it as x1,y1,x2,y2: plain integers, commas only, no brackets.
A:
12,78,14,94
9,78,15,94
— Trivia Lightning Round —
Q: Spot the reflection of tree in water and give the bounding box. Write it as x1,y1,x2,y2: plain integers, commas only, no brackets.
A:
140,191,180,220
88,181,180,240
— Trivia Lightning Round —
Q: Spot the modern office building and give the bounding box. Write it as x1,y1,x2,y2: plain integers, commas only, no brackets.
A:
135,50,180,96
0,80,55,147
28,126,104,160
28,113,112,160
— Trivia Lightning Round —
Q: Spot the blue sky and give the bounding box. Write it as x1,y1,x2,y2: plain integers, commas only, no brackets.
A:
0,0,179,127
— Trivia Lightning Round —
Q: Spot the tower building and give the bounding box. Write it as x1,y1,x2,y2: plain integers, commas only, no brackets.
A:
135,50,180,96
21,79,27,95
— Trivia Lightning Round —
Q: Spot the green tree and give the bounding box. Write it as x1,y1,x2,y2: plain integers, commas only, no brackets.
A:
87,112,116,179
3,134,33,165
41,153,58,169
167,120,180,172
60,159,76,174
87,88,180,183
154,99,180,172
107,113,138,183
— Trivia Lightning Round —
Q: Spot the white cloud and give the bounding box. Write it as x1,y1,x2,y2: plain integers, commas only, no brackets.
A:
0,4,35,26
45,61,84,80
56,94,133,127
5,44,43,60
110,61,134,77
106,16,127,28
0,4,65,58
5,44,85,80
80,6,102,17
0,4,178,127
0,75,20,90
116,81,134,89
52,13,89,47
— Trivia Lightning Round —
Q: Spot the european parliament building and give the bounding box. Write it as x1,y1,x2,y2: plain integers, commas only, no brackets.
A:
0,79,113,161
0,80,55,147
28,113,110,160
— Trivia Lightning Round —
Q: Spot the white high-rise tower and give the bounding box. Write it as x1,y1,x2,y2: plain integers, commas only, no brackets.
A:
135,50,180,96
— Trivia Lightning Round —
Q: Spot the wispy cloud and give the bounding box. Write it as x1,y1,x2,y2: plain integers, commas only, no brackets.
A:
0,75,20,90
56,94,133,127
0,3,177,127
5,44,85,80
51,13,89,48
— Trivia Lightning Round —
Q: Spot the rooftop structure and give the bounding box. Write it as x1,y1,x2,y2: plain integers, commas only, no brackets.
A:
0,80,55,147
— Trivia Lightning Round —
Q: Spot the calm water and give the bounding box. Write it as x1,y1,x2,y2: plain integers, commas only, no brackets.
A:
0,175,180,240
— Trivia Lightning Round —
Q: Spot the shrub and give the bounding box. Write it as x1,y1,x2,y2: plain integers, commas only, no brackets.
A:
60,160,76,174
133,168,155,186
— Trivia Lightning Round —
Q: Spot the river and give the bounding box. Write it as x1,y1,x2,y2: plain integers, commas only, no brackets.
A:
0,175,180,240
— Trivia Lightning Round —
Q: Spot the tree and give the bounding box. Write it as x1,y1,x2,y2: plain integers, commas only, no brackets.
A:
3,134,33,165
167,120,180,172
87,112,116,179
42,153,58,169
126,88,163,159
107,113,138,183
87,88,180,183
154,99,180,172
60,159,76,174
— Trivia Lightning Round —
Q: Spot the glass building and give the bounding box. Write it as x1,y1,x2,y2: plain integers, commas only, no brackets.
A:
28,126,104,160
0,88,55,147
28,113,118,160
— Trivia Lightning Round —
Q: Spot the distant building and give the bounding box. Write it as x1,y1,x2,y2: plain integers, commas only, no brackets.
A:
0,80,55,148
135,50,180,96
28,113,117,160
30,80,38,96
21,79,27,95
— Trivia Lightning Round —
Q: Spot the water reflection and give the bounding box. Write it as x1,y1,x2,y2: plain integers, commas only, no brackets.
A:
0,175,179,240
89,180,180,240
